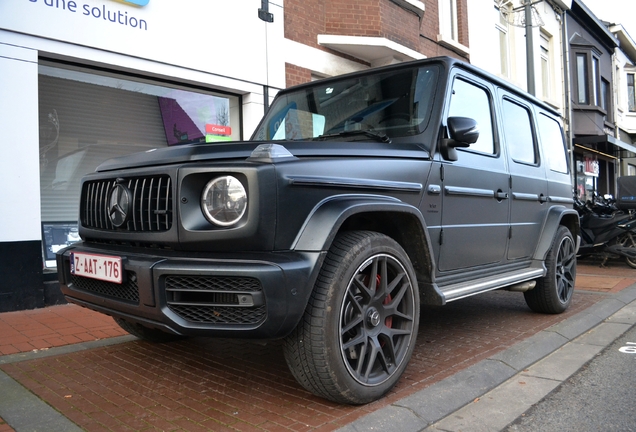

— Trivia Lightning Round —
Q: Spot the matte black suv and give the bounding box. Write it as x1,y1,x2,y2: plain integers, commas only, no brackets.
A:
57,57,579,404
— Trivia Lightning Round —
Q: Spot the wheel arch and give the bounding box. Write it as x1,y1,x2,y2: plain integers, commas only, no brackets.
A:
533,206,580,261
291,194,436,287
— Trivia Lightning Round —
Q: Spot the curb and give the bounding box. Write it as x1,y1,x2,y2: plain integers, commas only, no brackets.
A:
336,284,636,432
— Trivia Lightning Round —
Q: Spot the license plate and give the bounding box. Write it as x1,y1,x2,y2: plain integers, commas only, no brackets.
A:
70,252,122,284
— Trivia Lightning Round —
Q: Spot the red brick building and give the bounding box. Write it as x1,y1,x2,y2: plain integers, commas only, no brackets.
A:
282,0,470,87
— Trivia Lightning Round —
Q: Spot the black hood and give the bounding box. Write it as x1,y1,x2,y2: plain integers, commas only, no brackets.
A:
96,141,261,172
95,140,430,172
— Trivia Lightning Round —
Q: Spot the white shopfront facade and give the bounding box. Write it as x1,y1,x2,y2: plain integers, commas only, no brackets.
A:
0,0,285,311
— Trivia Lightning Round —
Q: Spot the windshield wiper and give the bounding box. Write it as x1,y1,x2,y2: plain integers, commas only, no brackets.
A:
316,130,392,143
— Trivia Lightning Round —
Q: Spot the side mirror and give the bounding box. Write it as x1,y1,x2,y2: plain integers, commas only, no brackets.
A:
440,117,480,161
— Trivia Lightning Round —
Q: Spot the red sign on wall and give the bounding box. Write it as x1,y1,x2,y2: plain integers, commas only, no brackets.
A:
205,124,232,136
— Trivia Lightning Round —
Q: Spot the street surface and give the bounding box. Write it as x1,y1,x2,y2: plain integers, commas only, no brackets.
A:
506,324,636,431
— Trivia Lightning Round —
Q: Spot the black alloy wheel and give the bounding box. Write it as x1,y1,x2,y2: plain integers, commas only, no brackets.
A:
524,225,576,314
283,231,420,404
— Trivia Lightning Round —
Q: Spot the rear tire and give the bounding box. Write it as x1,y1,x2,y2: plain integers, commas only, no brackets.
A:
114,318,184,343
524,226,576,314
283,231,420,404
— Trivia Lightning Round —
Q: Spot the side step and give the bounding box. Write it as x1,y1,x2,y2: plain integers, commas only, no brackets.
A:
439,268,545,303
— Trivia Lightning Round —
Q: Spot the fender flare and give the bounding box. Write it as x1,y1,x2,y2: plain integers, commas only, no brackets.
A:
533,206,580,260
291,194,432,254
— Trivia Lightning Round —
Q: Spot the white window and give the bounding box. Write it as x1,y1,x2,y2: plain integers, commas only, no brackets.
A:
540,33,551,100
628,73,635,112
495,4,510,77
440,0,458,42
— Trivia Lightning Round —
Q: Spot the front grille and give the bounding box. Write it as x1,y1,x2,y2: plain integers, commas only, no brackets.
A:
81,175,173,232
69,271,139,304
165,275,266,325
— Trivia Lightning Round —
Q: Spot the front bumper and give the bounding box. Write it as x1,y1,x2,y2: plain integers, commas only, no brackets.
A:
57,243,323,339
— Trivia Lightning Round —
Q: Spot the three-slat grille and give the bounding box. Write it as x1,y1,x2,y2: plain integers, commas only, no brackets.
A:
81,175,173,232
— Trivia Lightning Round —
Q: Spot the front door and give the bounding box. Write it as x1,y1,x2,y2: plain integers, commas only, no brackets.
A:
436,74,510,272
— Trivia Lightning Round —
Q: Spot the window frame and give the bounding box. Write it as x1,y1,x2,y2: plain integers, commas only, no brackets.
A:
440,0,459,42
501,97,539,167
540,32,551,101
447,75,498,157
495,4,510,78
576,53,589,105
628,72,636,113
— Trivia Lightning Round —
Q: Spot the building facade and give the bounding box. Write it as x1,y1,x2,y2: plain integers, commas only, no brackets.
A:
0,0,467,312
608,24,636,178
469,0,636,202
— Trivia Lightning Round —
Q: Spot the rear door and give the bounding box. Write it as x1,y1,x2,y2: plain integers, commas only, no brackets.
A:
498,92,548,260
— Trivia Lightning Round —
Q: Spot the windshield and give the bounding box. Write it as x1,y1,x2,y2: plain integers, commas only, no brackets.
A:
252,65,439,142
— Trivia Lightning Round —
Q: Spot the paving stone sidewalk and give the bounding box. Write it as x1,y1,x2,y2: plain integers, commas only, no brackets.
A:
0,261,634,431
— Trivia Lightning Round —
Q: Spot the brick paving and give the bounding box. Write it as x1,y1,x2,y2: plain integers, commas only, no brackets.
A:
0,304,127,356
0,260,634,431
0,418,11,432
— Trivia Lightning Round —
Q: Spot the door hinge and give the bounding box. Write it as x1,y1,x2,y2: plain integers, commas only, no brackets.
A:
439,228,444,245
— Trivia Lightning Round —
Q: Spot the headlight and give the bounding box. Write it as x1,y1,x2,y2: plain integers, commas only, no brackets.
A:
201,176,247,226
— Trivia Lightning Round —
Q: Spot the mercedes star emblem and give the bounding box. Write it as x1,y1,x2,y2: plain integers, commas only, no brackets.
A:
109,183,131,228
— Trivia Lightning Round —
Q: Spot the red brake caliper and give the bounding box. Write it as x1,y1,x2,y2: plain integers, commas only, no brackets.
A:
377,274,393,328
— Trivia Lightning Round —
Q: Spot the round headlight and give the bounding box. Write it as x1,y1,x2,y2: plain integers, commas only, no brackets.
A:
201,176,247,226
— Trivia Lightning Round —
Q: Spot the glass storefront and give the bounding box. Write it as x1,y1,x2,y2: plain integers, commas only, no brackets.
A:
39,62,241,267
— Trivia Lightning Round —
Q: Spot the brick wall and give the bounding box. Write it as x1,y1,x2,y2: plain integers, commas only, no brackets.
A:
284,0,326,49
286,63,313,88
418,0,470,61
283,0,471,85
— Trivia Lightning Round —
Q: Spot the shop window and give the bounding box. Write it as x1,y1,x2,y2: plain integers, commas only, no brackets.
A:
39,63,240,268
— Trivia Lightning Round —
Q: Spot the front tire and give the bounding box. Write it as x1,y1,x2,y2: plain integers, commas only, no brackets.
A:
283,231,420,404
524,226,576,314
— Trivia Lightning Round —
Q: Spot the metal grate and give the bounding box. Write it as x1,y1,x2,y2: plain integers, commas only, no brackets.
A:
165,275,262,292
81,175,172,232
168,304,267,325
165,275,266,325
69,271,139,304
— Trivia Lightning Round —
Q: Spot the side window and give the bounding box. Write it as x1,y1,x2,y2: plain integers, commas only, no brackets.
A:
502,99,536,164
538,113,568,173
448,78,495,154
